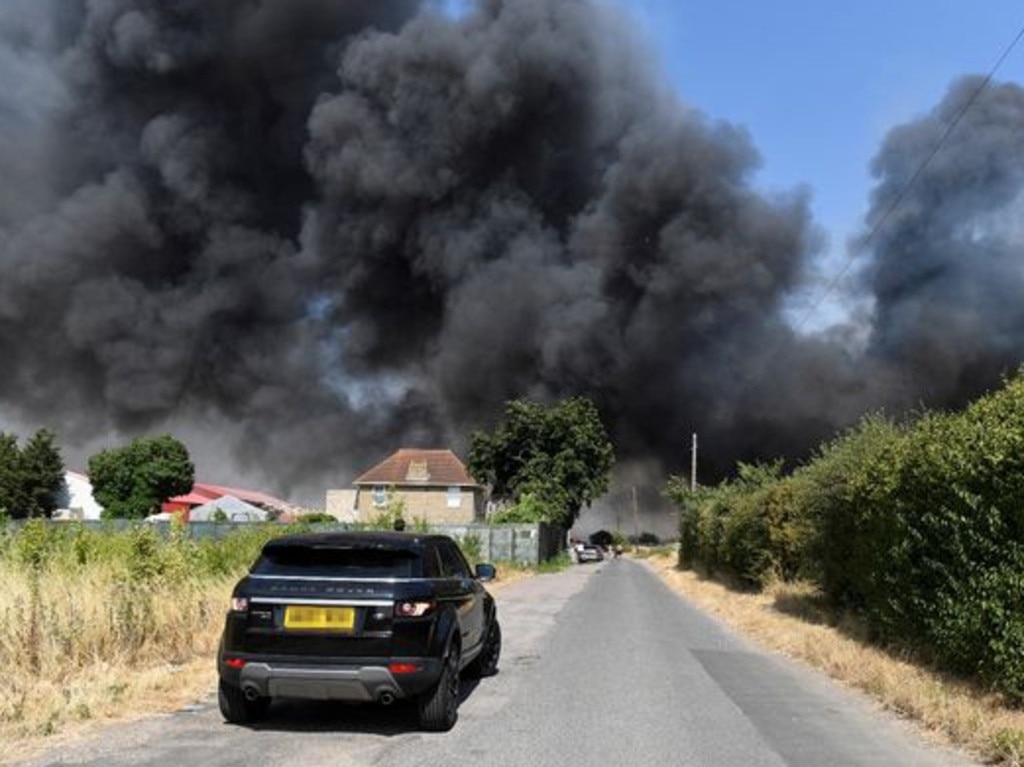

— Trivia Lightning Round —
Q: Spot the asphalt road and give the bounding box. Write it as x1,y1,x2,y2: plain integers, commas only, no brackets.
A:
19,559,976,767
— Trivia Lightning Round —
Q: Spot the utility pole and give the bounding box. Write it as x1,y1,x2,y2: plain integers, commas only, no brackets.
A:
690,432,698,492
632,485,639,542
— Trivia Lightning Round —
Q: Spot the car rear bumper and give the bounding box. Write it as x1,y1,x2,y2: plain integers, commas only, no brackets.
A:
220,657,443,703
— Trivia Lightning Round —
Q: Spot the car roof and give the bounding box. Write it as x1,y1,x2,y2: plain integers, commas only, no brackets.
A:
261,530,451,552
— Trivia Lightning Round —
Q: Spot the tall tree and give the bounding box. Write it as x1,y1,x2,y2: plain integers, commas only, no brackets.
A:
20,429,65,518
88,435,195,519
469,397,615,528
0,432,27,518
0,429,65,519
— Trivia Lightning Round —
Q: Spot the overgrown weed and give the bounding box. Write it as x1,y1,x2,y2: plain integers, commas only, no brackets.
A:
0,521,282,759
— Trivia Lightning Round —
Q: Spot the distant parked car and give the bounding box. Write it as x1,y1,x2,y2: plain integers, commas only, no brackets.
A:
575,543,604,563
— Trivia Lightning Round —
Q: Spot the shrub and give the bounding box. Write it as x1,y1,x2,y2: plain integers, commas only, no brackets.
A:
456,533,482,565
11,519,56,572
538,552,572,573
671,461,806,587
488,492,559,524
800,413,910,616
296,512,339,525
719,489,770,586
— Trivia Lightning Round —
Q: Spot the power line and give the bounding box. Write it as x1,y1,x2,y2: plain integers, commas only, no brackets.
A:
791,23,1024,335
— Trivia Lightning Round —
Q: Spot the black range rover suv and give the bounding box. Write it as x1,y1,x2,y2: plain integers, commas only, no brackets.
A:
217,531,501,732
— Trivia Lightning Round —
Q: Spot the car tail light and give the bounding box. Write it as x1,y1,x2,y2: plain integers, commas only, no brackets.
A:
230,597,248,611
225,658,246,669
394,600,434,617
388,663,422,675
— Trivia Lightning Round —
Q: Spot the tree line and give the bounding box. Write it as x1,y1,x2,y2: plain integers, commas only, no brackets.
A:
1,396,615,526
0,432,194,520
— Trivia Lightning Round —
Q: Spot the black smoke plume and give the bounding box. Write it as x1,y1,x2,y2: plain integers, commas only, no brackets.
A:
0,1,1021,505
861,76,1024,409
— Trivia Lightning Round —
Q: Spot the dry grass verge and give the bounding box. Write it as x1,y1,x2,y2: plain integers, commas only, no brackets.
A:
641,551,1024,766
487,565,533,593
0,562,234,765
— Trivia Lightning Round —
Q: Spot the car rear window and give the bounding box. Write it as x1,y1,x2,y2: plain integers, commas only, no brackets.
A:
252,545,421,578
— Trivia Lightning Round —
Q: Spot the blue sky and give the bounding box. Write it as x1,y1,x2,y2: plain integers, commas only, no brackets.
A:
616,1,1024,323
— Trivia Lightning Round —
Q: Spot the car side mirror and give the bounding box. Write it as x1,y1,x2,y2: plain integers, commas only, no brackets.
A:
475,563,497,582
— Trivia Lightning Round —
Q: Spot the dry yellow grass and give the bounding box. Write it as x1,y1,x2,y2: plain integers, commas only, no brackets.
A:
641,551,1024,766
2,656,219,765
0,561,234,765
487,563,537,593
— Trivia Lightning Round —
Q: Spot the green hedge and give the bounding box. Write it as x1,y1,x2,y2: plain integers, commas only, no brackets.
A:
804,414,910,620
672,461,814,588
669,374,1024,703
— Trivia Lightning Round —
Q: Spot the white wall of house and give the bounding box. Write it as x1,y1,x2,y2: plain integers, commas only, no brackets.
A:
326,489,359,522
54,471,103,520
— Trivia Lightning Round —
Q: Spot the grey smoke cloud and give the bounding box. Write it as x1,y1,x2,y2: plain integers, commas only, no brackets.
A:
0,0,1020,502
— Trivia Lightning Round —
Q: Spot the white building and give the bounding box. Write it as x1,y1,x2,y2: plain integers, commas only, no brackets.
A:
187,495,269,523
53,471,104,520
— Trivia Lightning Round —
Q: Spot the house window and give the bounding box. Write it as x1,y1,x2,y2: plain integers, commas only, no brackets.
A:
372,485,387,508
447,486,461,509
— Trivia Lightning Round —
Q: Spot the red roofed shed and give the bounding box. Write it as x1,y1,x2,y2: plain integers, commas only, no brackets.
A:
163,482,296,519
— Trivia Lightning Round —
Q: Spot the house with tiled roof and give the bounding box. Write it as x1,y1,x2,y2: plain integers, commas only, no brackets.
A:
328,449,484,524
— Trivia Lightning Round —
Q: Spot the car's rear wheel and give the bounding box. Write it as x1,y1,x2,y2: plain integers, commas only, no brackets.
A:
218,679,270,725
418,642,461,732
464,618,501,678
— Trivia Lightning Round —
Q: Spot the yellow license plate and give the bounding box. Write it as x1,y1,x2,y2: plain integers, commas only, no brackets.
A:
284,605,355,631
